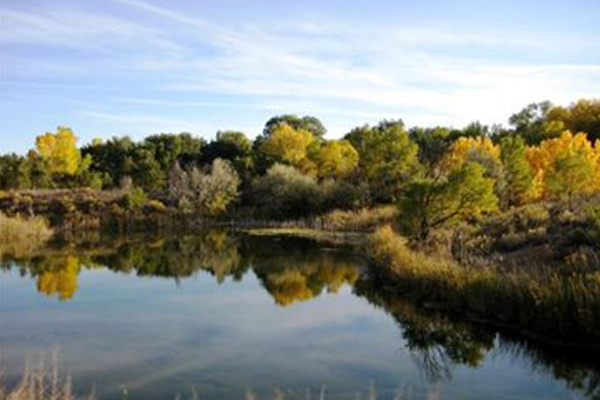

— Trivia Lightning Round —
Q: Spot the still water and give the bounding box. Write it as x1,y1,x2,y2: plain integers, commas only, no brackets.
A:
0,232,597,399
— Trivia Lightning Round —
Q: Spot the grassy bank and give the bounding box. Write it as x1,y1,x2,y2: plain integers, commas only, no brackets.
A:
0,213,53,257
367,225,600,346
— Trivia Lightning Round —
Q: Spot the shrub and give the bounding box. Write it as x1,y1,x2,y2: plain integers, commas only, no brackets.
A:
253,164,323,218
0,213,53,257
120,187,147,210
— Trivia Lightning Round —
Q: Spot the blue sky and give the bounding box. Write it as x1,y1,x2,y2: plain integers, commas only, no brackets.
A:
1,0,599,154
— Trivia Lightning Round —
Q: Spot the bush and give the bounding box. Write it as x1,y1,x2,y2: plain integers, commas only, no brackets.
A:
120,187,147,210
253,164,323,218
0,212,53,257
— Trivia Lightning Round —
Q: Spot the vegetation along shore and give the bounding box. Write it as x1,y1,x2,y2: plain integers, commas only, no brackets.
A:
1,98,599,346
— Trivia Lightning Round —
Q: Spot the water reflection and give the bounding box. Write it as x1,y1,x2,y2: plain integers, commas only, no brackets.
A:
0,232,361,306
355,274,600,399
1,231,598,399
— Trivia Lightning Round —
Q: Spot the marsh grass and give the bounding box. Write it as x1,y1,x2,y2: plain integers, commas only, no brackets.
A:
0,353,93,400
0,213,53,258
368,225,600,344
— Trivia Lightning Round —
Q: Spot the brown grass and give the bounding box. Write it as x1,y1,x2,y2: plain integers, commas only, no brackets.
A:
0,213,53,258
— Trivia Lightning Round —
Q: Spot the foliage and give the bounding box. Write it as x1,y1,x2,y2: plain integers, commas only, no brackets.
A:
168,158,240,216
368,225,600,344
546,99,600,142
399,162,498,241
259,123,315,171
526,131,600,201
500,135,533,206
34,127,81,175
263,114,326,138
120,187,147,210
345,120,420,202
253,164,322,218
314,140,359,179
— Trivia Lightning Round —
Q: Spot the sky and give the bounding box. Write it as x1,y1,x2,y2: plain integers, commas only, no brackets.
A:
1,0,599,154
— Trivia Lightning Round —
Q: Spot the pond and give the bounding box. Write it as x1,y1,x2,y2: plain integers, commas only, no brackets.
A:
0,232,598,400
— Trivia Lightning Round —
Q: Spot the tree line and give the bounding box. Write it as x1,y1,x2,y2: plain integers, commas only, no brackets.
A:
1,99,599,239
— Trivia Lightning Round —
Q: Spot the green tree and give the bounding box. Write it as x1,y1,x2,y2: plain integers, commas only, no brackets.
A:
263,115,326,138
400,162,498,241
253,164,322,218
345,120,420,202
546,152,595,209
508,101,561,145
500,135,533,206
409,127,452,177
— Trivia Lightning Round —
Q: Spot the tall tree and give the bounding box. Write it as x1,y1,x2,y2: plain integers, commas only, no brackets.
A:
500,135,533,206
34,127,81,175
345,120,420,202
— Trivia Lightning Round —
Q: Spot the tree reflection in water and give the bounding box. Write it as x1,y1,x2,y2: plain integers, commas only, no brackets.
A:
1,231,599,399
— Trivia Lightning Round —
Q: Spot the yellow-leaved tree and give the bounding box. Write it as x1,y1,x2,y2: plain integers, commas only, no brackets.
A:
259,123,316,173
314,140,359,179
35,126,82,175
442,136,500,170
525,131,600,201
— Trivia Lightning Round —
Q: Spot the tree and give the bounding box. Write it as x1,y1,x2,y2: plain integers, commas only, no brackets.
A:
169,159,240,216
34,126,81,175
259,123,315,170
508,101,561,145
409,127,452,177
500,135,533,206
526,131,600,200
263,115,326,138
400,162,498,242
546,99,600,142
253,164,322,218
314,140,359,179
345,120,420,202
546,152,595,209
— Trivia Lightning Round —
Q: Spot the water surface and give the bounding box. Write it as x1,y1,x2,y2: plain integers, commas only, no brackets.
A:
0,232,597,399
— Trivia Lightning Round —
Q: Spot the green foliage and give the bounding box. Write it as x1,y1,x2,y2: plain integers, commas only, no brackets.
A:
345,120,420,202
253,164,322,218
500,135,533,206
400,162,498,241
263,114,326,138
547,151,595,208
120,187,147,210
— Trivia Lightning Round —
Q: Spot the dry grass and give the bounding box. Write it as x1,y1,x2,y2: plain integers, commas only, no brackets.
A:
368,225,600,345
320,206,398,232
0,354,93,400
0,213,53,258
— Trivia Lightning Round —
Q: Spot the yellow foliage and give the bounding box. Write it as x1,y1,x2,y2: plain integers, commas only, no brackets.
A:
36,255,81,300
35,126,81,175
525,131,600,199
443,136,500,170
315,140,359,178
259,124,315,167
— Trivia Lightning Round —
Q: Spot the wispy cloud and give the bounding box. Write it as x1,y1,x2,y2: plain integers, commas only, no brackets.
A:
1,0,598,152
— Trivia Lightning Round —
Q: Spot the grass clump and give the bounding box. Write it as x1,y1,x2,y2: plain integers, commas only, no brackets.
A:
0,213,53,257
368,225,600,345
